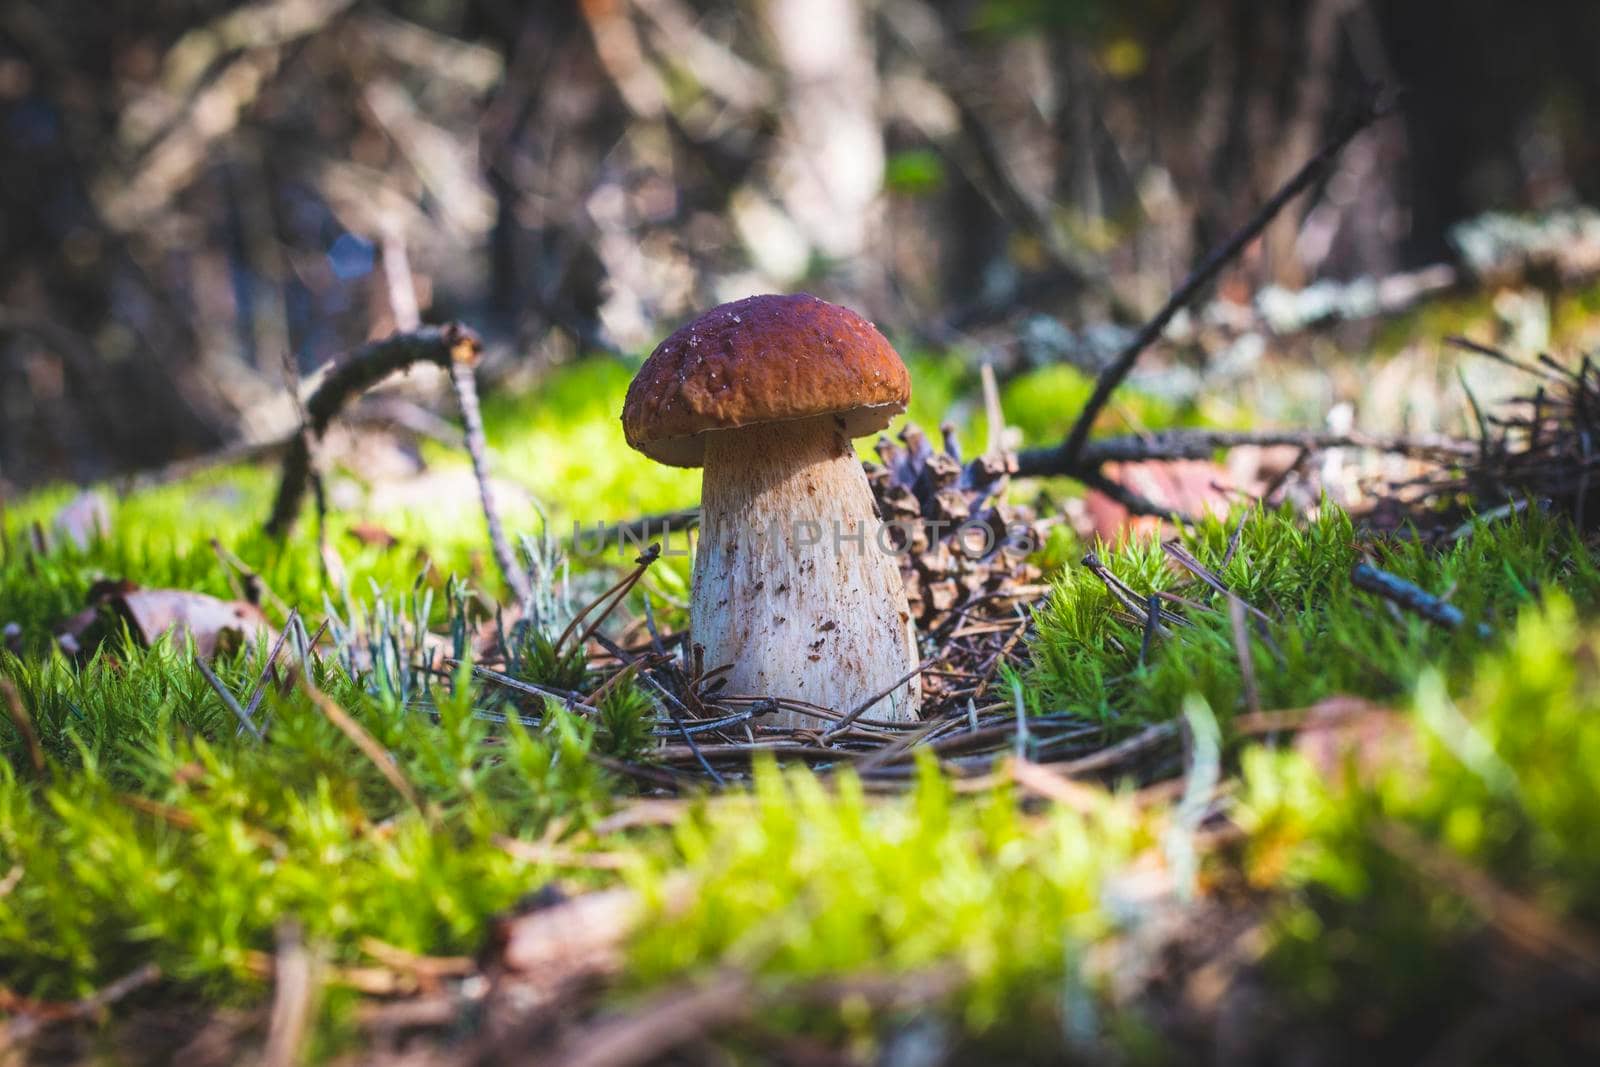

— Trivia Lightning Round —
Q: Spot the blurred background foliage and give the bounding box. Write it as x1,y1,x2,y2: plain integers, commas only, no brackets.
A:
3,0,1600,490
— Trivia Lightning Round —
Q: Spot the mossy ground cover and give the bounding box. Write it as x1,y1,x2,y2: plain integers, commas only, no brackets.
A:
1030,504,1600,724
4,355,1600,1062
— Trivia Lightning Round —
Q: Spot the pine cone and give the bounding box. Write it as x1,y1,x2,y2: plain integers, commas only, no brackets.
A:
865,422,1044,631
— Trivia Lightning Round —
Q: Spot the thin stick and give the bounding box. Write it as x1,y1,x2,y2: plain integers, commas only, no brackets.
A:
1138,593,1162,667
0,962,162,1046
1049,721,1179,778
555,545,660,656
1162,541,1272,626
663,701,724,785
1221,508,1251,568
1445,335,1564,384
0,679,45,776
302,682,423,810
1228,597,1260,716
451,661,597,713
981,361,1005,457
649,708,757,738
1352,562,1492,638
1048,427,1474,471
195,655,264,742
447,355,530,603
715,692,920,731
969,610,1032,701
240,609,299,736
854,716,949,773
262,923,318,1067
1039,88,1393,475
823,658,936,738
1083,553,1174,631
640,591,666,656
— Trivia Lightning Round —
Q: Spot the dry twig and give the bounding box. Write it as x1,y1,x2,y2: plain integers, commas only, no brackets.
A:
447,351,529,603
0,678,45,776
1352,562,1491,637
1044,88,1395,474
0,963,162,1049
1008,88,1397,516
302,681,423,811
261,923,319,1067
265,324,481,537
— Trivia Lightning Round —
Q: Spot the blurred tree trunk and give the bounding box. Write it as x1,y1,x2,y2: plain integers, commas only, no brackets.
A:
761,0,884,268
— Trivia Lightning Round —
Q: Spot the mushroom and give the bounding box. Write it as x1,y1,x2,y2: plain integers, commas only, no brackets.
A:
622,293,921,727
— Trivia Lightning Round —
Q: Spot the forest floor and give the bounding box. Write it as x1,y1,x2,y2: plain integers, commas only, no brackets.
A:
5,303,1600,1065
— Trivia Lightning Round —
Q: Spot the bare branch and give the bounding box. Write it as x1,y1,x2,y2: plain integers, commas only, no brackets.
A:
1041,88,1396,474
448,356,530,603
265,324,479,538
1017,426,1474,477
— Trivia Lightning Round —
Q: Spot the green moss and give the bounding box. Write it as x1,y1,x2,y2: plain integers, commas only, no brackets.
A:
1237,592,1600,1053
1027,505,1600,727
0,466,506,652
628,756,1150,1037
8,347,1600,1058
0,646,616,998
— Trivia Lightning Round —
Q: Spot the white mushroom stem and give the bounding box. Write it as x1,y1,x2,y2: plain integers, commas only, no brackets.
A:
692,415,921,728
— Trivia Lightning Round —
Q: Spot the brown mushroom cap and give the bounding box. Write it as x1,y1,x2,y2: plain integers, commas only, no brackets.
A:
621,293,911,467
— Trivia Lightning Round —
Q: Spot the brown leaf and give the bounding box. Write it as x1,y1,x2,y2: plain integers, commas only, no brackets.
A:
346,521,398,547
486,886,640,997
1084,459,1238,542
95,582,272,659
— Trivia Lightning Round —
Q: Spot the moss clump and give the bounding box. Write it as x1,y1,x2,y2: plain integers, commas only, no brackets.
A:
1027,504,1600,727
627,756,1150,1040
1237,593,1600,1059
0,648,615,999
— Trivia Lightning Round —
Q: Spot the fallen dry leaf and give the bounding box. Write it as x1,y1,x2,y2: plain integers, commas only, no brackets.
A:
488,886,641,987
1083,459,1237,542
346,521,399,548
84,579,272,659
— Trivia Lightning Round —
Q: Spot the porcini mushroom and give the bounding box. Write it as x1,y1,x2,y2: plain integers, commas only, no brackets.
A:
622,293,921,727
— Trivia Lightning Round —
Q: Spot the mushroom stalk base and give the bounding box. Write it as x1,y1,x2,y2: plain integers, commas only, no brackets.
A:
692,417,921,728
